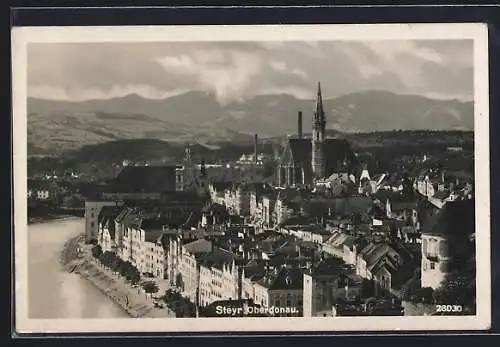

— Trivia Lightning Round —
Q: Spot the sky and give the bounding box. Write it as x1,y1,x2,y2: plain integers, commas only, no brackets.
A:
27,40,473,104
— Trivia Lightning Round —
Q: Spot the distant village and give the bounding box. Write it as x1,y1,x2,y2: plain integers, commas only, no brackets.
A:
27,83,476,317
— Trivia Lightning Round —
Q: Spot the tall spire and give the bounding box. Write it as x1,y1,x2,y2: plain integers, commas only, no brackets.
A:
312,82,326,179
314,81,325,124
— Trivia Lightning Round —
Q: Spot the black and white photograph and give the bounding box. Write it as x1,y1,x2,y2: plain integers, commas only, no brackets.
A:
12,23,491,333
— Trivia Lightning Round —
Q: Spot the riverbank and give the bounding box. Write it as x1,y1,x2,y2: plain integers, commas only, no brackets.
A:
29,214,82,225
59,235,174,318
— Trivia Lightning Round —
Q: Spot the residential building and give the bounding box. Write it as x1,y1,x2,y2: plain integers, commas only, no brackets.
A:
244,266,304,316
27,179,60,201
154,233,175,279
84,199,122,243
355,242,417,297
178,239,215,303
208,182,233,205
97,206,123,252
198,250,239,307
321,231,358,265
303,258,363,317
135,219,167,275
421,199,475,289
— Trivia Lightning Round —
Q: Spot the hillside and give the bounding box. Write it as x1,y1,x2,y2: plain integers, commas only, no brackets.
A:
27,90,474,154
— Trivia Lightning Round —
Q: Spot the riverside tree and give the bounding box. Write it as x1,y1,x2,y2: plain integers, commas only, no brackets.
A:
142,280,159,294
91,245,103,259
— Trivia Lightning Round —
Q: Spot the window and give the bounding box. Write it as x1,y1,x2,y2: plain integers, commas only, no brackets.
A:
426,238,439,258
422,239,428,254
438,240,449,258
430,262,435,270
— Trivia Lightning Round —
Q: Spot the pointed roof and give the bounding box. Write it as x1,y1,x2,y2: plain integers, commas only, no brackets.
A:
314,81,325,123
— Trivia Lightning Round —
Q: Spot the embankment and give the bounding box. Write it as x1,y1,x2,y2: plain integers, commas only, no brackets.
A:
29,215,82,225
60,236,173,318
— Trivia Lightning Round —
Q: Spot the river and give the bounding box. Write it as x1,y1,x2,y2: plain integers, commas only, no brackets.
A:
28,218,129,318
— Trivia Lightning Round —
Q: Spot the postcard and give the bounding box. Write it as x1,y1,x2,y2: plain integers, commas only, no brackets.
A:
12,23,490,333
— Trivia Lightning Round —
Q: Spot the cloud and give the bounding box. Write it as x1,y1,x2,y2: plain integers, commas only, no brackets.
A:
29,84,188,101
27,39,473,103
155,49,264,105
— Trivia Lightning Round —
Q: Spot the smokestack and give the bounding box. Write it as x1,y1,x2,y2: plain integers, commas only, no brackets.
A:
298,111,303,139
254,134,258,164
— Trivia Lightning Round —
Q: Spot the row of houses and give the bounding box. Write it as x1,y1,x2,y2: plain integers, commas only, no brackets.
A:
414,169,473,208
96,205,315,315
277,222,419,300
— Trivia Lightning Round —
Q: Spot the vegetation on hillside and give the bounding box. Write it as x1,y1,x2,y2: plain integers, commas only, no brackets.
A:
27,130,474,182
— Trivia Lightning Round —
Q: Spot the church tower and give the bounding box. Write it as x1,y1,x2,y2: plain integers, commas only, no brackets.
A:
312,82,326,179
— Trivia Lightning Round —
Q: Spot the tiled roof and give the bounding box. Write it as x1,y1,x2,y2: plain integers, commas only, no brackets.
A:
98,206,122,224
107,165,176,193
115,207,133,223
256,266,304,290
140,217,166,231
144,229,165,243
198,247,236,271
310,257,349,276
432,190,451,200
120,208,143,229
183,238,213,254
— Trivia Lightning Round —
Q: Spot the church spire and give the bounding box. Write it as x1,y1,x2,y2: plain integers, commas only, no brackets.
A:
314,81,325,125
312,82,326,179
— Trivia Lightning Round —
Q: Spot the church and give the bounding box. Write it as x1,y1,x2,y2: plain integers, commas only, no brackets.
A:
277,82,357,187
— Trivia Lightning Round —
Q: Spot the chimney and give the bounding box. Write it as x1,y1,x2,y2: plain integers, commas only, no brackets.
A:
254,133,258,164
298,111,303,139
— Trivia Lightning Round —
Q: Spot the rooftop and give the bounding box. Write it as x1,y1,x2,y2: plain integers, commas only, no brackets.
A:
106,165,177,193
422,199,475,238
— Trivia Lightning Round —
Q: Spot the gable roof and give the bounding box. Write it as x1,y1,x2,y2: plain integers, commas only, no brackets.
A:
144,229,165,243
120,208,143,229
107,165,177,193
256,266,304,290
183,238,213,254
98,206,123,224
198,247,236,271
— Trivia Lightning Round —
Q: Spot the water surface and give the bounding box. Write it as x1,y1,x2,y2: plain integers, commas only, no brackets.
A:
28,218,128,318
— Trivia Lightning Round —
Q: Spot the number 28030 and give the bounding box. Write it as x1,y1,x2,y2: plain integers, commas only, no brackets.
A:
435,304,463,313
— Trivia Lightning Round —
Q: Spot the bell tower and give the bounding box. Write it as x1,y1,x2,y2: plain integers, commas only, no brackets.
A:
312,82,326,178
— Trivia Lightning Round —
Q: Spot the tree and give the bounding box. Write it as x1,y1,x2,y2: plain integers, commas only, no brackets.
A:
100,251,116,268
91,245,103,259
142,280,159,294
119,261,141,284
175,273,184,291
411,287,435,304
433,270,475,309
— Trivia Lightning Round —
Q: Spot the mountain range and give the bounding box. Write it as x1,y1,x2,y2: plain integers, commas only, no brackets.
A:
27,90,474,154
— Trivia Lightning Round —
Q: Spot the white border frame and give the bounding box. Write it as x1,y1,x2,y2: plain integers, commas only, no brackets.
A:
12,23,491,333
